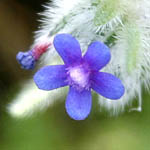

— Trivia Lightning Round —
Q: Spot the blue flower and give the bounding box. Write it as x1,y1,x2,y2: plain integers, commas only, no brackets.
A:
34,34,125,120
16,43,51,70
16,51,36,70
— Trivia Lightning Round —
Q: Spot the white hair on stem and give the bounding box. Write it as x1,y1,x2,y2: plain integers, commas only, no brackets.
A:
8,0,150,117
99,0,150,114
8,80,67,117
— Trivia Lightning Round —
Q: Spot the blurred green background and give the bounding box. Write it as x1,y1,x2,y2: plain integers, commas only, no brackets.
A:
0,0,150,150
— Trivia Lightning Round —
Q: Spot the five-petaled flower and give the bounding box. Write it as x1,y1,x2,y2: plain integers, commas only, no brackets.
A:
34,34,125,120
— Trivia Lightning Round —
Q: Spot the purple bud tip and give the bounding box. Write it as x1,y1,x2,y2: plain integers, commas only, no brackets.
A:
16,51,36,70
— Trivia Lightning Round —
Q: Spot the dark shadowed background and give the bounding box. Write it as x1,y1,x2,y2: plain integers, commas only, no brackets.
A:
0,0,150,150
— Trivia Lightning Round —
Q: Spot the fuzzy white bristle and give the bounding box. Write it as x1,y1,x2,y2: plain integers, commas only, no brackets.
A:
8,80,67,117
9,0,150,117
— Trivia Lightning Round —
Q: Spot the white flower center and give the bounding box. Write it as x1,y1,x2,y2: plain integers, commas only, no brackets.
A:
69,66,89,88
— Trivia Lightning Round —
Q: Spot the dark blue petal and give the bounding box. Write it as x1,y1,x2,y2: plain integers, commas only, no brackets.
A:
83,41,111,70
34,65,68,90
53,34,82,65
91,72,125,99
16,51,36,70
65,87,92,120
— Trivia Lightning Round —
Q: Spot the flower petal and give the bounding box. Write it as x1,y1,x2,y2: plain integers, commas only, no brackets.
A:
34,65,68,90
83,41,111,70
65,87,92,120
53,34,82,65
91,72,125,99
